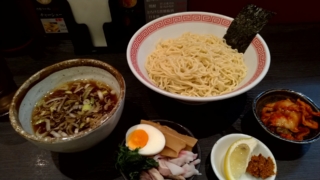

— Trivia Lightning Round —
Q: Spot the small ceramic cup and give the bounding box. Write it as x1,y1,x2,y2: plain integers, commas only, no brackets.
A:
252,89,320,144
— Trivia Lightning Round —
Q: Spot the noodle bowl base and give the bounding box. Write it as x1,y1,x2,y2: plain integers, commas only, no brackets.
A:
176,99,207,105
127,11,270,103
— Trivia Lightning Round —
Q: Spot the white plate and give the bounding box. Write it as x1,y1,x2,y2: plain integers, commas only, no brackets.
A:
210,133,277,180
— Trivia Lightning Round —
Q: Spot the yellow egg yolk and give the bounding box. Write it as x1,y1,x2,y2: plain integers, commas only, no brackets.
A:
127,129,149,149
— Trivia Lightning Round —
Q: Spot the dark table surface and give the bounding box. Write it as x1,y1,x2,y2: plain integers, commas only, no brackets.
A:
1,22,320,180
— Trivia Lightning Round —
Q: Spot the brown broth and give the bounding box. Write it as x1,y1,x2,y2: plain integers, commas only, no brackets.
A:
31,79,118,138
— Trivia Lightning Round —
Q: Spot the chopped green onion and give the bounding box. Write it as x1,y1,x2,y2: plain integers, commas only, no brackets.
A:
80,122,85,129
83,86,94,100
90,97,95,105
65,90,73,94
82,104,92,111
33,119,46,125
102,90,109,95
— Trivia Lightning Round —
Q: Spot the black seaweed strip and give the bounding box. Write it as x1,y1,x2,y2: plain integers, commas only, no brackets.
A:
223,4,276,53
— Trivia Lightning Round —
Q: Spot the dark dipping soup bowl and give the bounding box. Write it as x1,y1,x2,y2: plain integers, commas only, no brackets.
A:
252,89,320,144
120,119,201,180
9,59,126,152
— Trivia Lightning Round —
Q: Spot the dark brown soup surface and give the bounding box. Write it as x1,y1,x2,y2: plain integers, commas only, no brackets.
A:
31,79,118,138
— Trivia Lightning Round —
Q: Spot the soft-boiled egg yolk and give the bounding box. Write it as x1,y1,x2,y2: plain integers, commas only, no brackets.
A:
127,129,149,149
125,124,166,156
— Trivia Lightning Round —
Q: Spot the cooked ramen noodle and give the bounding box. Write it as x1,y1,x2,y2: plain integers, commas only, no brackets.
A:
145,32,247,97
31,79,118,138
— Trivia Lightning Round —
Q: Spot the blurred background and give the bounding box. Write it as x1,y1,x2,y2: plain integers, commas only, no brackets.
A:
1,0,319,56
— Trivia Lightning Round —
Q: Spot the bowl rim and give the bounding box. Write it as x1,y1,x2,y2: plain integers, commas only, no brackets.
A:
126,11,271,102
9,59,126,144
210,133,277,180
252,88,320,144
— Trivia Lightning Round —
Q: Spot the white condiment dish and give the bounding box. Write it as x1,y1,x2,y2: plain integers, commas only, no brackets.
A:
9,59,126,152
211,133,277,180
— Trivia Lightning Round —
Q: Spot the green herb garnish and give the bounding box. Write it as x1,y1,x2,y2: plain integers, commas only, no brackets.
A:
115,145,159,180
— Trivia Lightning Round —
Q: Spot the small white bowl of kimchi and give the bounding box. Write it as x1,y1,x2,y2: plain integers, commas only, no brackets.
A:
252,89,320,144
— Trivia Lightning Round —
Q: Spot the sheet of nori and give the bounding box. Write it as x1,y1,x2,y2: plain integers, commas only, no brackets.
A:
223,4,276,53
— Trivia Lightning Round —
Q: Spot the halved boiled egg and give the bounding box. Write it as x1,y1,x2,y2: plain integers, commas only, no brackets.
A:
125,124,166,156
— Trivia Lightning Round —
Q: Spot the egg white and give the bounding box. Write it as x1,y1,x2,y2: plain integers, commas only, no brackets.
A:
125,124,166,156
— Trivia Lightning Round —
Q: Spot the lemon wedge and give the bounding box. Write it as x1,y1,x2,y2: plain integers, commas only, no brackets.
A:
224,138,258,180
